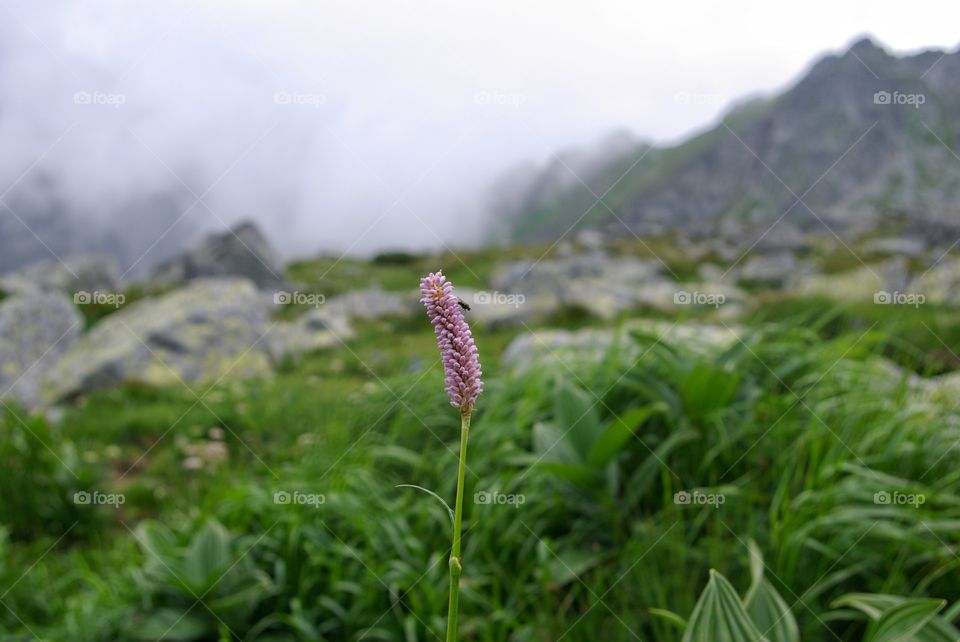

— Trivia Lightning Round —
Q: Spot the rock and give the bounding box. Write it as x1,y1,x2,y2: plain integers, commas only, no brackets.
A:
0,290,83,409
152,221,285,289
267,308,354,362
704,239,742,262
697,263,732,283
502,319,741,367
912,370,960,409
750,223,809,253
325,288,414,321
456,287,552,328
793,259,911,302
911,257,960,304
738,252,799,287
574,229,606,252
863,236,927,258
0,254,121,297
794,266,877,301
489,254,667,321
43,279,271,401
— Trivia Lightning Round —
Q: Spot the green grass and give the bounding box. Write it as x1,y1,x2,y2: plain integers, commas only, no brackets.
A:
2,294,959,641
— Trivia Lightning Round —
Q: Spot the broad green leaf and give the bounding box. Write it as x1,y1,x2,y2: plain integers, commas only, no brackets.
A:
832,593,914,621
745,580,799,642
833,594,960,642
532,421,581,464
554,380,602,459
683,570,769,642
743,541,799,642
183,521,232,590
917,616,960,642
587,404,664,468
866,598,945,642
679,363,740,424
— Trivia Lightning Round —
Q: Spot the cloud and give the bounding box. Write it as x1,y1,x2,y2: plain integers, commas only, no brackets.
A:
0,0,956,274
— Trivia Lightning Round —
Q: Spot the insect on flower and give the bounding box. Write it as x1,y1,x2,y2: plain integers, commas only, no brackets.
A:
457,298,471,312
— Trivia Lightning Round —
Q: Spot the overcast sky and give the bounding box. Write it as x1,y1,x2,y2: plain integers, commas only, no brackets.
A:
1,0,958,264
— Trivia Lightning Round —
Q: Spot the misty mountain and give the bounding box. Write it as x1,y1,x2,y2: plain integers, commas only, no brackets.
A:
492,38,960,243
0,171,198,277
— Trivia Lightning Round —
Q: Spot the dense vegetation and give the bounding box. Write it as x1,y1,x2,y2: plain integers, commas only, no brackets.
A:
2,251,960,642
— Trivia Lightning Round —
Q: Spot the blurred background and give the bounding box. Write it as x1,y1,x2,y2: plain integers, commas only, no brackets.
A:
2,1,960,640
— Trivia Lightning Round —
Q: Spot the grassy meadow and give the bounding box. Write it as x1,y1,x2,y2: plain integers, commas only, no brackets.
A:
2,246,960,641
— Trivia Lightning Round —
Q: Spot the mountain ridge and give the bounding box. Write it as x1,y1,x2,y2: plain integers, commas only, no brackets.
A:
491,36,960,244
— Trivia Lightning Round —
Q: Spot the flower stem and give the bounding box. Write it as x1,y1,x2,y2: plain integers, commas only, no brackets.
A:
446,411,471,642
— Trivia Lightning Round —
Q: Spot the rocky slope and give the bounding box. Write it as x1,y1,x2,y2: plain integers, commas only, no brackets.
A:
494,38,960,243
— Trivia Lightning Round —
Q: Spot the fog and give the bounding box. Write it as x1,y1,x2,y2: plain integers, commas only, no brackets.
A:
1,0,958,273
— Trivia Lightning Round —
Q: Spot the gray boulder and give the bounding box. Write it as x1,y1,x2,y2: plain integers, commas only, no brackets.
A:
738,252,801,287
0,254,121,297
0,290,83,409
325,288,414,321
863,236,927,258
152,221,284,289
43,279,272,402
456,287,553,328
489,253,667,321
750,223,809,253
502,319,741,367
268,308,354,362
912,257,960,304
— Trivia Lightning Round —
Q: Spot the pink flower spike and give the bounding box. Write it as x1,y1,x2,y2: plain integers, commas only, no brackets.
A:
419,271,483,414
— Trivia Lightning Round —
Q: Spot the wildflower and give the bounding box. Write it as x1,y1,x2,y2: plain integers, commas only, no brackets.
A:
418,270,484,642
419,271,483,414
